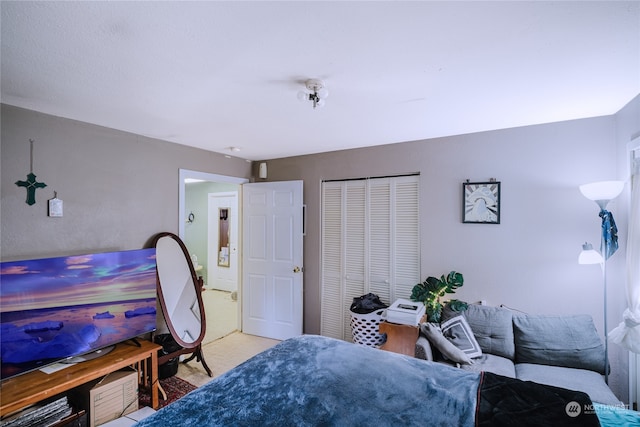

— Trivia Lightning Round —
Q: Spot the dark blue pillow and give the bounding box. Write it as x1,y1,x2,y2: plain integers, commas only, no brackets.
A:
441,303,515,360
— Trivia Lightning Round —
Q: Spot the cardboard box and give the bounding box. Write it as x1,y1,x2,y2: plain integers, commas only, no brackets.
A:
71,368,138,427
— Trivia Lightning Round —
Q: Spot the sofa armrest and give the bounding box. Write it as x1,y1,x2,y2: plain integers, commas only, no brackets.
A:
415,335,434,361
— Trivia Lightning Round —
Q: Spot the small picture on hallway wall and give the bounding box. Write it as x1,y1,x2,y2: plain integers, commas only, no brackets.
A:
462,181,501,224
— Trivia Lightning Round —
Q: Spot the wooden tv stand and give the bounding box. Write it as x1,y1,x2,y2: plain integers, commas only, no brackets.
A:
0,340,161,417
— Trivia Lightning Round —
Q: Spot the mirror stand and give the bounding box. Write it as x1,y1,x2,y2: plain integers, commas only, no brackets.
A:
154,303,212,377
152,232,212,378
156,338,212,378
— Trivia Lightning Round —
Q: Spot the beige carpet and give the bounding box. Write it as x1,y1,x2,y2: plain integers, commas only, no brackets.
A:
202,289,238,345
176,331,280,387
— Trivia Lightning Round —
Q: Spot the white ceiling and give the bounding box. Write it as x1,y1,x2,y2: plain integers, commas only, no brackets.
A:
2,1,639,161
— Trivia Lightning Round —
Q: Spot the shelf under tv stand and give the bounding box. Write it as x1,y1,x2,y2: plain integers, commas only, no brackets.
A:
0,340,161,418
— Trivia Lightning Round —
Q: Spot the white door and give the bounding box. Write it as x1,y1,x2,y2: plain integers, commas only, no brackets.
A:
207,192,238,292
242,180,303,340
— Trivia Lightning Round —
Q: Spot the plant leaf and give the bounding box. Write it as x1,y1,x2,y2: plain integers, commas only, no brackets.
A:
410,271,464,322
447,299,468,312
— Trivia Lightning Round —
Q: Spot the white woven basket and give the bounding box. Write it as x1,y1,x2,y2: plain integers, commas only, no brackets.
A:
349,309,387,347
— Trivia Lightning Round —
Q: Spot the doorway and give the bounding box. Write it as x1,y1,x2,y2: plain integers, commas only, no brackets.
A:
207,192,238,293
179,170,248,345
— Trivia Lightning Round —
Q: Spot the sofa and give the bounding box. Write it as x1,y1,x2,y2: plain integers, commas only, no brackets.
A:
415,303,622,406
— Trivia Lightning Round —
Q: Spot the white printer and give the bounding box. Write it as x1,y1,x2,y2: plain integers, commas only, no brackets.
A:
385,299,426,325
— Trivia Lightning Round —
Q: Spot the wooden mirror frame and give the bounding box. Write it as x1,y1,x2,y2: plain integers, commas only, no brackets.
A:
151,232,211,376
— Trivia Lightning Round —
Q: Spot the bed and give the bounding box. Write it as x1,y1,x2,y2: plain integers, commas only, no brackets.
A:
135,335,637,426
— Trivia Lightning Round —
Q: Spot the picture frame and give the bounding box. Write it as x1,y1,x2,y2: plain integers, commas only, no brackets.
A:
462,181,501,224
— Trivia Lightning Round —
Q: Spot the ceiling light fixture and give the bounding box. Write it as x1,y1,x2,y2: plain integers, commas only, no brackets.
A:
297,79,329,109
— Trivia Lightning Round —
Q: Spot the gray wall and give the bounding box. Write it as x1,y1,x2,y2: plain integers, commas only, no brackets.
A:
1,104,252,259
258,94,640,403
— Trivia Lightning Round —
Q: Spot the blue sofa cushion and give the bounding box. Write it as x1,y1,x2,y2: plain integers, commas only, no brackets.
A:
515,363,621,406
443,303,515,360
513,314,606,374
460,353,517,378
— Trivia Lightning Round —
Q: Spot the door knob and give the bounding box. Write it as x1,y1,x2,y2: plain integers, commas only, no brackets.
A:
293,266,301,273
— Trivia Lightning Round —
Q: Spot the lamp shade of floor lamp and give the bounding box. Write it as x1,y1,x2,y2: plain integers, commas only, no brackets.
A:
579,181,624,210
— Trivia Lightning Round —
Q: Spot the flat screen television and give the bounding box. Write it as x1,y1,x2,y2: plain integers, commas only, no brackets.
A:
0,248,157,381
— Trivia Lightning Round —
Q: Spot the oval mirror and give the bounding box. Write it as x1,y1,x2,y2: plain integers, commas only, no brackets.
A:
152,232,205,348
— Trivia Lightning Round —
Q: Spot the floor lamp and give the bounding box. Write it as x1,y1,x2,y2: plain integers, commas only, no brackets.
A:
578,180,624,385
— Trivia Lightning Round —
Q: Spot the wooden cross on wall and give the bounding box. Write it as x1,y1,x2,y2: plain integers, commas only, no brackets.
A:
15,139,47,205
16,172,47,205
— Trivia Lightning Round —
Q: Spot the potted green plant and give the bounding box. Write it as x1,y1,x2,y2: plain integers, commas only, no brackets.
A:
410,271,467,322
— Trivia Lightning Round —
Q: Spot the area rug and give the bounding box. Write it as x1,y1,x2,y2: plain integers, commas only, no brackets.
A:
139,376,198,409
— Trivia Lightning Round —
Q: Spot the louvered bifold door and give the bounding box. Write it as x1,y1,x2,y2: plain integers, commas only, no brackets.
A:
342,181,367,341
320,182,344,339
321,175,419,342
368,178,392,305
391,176,421,300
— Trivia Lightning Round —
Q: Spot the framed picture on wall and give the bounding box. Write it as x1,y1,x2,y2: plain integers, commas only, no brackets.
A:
462,181,501,224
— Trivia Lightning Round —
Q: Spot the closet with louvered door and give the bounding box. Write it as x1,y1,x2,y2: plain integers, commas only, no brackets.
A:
320,175,420,342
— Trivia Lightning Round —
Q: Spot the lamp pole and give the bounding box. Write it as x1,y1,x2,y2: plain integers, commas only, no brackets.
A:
596,200,610,385
601,232,609,385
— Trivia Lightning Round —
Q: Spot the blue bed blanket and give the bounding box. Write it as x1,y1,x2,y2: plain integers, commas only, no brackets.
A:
137,335,478,426
135,335,605,426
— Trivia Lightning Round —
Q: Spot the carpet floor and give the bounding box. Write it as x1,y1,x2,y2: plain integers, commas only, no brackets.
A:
202,289,238,345
137,332,280,412
176,331,280,387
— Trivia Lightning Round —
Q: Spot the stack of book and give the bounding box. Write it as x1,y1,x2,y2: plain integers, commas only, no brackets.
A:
0,396,84,427
385,299,426,326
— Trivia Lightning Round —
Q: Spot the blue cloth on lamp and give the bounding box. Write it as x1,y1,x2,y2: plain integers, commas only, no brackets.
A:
599,209,618,260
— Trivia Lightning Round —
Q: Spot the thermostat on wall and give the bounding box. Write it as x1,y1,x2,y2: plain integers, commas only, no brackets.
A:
48,193,63,217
